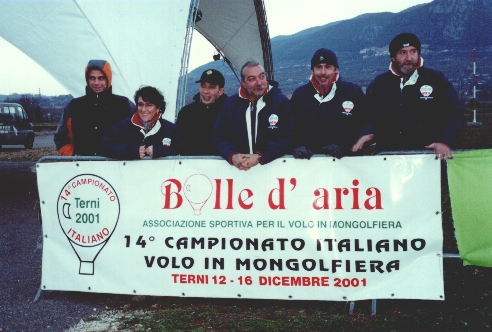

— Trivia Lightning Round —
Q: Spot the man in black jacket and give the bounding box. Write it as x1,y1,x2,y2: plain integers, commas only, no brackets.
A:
353,33,464,159
54,59,134,156
176,69,227,155
291,48,367,159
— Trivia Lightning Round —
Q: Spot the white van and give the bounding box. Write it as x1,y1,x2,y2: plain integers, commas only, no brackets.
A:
0,102,35,149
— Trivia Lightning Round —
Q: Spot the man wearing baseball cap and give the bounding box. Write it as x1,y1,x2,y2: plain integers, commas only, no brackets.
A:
176,68,228,155
353,33,464,159
291,48,368,159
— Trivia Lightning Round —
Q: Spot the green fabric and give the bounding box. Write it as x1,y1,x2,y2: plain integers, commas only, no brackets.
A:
448,149,492,267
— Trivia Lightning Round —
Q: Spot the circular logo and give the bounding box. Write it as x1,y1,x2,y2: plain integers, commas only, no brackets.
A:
269,114,279,126
57,174,120,247
342,101,354,112
420,85,433,97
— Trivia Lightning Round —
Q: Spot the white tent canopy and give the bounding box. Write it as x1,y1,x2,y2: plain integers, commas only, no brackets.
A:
195,0,266,74
0,0,271,122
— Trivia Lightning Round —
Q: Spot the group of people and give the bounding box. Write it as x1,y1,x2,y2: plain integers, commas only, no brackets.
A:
54,33,465,169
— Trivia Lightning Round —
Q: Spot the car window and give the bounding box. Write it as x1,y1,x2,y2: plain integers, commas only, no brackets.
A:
9,106,16,121
0,107,8,122
15,107,24,121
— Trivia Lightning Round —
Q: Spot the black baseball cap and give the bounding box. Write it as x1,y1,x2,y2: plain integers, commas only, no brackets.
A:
195,69,225,88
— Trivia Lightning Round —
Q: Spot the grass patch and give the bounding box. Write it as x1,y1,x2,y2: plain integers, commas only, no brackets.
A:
0,147,57,162
118,308,197,331
109,292,492,331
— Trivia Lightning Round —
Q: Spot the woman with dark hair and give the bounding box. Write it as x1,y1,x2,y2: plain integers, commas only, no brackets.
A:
101,86,185,159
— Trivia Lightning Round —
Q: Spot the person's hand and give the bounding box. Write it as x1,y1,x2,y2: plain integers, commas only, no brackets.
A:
352,134,374,152
145,145,154,158
293,146,313,159
139,145,146,159
322,144,343,159
243,154,261,168
425,142,453,159
231,154,250,170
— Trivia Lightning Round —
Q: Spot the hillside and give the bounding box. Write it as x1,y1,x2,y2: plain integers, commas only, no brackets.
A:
186,0,492,101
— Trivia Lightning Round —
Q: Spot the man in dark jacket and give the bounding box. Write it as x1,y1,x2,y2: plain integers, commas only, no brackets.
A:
291,48,367,159
54,59,134,156
352,33,464,159
176,69,227,155
212,61,294,170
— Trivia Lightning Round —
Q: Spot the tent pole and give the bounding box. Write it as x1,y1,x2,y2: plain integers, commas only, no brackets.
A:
253,0,274,80
175,0,200,122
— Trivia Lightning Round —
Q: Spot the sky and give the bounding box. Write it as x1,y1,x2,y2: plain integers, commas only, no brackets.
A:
0,0,432,96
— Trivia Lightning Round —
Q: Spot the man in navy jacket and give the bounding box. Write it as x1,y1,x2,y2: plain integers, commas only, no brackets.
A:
212,61,294,170
176,69,227,156
291,48,367,159
353,33,464,159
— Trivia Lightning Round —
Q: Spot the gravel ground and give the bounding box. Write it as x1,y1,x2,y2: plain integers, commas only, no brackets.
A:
0,162,110,331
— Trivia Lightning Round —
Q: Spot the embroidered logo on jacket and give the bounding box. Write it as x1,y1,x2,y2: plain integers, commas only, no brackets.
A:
268,114,279,129
342,101,354,115
420,85,433,100
162,138,171,146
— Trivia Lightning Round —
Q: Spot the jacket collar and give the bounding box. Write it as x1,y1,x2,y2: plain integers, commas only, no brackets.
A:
390,57,424,77
239,85,270,103
131,112,162,130
310,72,339,96
85,85,112,99
193,92,228,107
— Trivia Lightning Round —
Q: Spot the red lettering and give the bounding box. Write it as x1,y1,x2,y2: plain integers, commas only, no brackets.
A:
313,188,329,210
259,276,267,285
238,189,253,209
161,179,183,209
335,187,349,209
365,187,383,209
226,179,233,209
268,178,286,210
214,179,221,209
352,179,360,209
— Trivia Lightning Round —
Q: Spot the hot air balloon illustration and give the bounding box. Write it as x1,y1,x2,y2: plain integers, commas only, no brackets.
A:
183,174,213,215
57,174,120,275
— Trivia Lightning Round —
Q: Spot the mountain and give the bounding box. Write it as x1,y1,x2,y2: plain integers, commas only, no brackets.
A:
186,0,492,102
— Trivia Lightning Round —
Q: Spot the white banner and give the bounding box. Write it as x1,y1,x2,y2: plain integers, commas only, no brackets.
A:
37,155,444,301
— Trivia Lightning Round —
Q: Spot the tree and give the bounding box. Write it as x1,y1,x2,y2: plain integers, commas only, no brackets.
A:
5,94,41,122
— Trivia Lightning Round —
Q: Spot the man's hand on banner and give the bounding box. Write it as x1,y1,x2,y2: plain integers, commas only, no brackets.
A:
425,142,453,159
323,144,343,159
352,134,374,152
293,146,313,159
